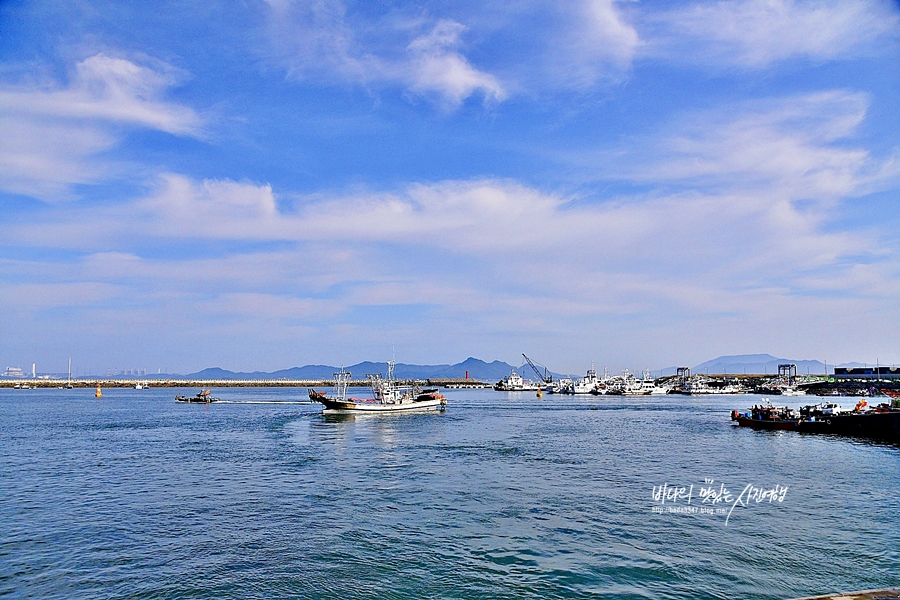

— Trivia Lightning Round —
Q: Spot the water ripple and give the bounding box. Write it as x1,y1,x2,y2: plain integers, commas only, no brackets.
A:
2,389,899,599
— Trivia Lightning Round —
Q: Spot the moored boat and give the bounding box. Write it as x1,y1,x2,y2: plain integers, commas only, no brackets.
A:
779,386,806,396
568,364,601,394
493,370,540,392
795,401,900,440
310,363,447,414
732,399,900,441
731,400,798,430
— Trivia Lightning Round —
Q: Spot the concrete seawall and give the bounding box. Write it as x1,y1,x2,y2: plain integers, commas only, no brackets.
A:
0,378,487,389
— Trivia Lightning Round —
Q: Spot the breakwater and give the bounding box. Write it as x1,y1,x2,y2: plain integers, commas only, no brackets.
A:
2,374,897,396
0,377,487,389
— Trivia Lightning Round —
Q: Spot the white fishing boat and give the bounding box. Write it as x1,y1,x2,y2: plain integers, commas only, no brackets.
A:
493,370,540,392
677,377,715,395
779,386,806,396
569,364,601,394
310,362,447,414
607,369,656,396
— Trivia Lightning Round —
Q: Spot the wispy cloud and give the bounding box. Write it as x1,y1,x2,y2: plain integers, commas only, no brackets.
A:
263,0,504,107
647,0,900,68
0,53,202,201
616,91,891,202
10,89,894,296
402,20,505,107
545,0,641,88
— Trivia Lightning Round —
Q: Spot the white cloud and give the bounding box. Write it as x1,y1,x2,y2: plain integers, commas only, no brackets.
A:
18,85,894,284
0,281,123,311
0,53,202,201
649,0,900,68
140,174,278,235
404,20,506,107
610,91,889,202
263,1,505,107
548,0,641,87
3,85,898,370
264,0,367,82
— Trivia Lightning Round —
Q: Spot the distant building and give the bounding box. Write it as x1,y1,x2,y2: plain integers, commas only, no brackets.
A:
3,367,25,378
833,367,900,380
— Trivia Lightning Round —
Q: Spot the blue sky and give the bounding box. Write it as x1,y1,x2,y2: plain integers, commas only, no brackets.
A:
1,0,899,375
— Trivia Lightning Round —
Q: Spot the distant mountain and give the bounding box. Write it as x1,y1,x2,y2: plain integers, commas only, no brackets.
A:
180,357,518,381
434,358,519,380
837,362,867,370
144,354,876,381
691,354,828,375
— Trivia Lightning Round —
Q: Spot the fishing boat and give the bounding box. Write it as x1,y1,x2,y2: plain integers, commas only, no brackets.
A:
731,400,798,430
310,363,447,414
569,364,601,394
176,389,219,403
493,370,540,392
547,377,573,394
779,386,806,396
678,377,715,395
732,399,900,441
606,369,655,396
795,401,900,440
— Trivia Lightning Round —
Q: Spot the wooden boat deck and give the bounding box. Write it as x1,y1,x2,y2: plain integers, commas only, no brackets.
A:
789,587,900,599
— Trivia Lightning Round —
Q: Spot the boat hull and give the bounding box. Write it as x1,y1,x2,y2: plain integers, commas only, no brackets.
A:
318,396,445,414
796,410,900,440
733,416,797,431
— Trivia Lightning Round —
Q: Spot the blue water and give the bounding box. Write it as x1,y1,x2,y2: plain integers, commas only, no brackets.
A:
1,388,898,599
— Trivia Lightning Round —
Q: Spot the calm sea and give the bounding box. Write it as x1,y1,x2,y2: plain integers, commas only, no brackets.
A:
1,388,898,599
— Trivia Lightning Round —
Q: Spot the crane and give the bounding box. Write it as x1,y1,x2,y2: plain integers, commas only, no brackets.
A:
522,353,553,384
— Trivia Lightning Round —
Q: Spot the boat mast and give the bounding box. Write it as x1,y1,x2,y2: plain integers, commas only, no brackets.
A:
333,368,351,401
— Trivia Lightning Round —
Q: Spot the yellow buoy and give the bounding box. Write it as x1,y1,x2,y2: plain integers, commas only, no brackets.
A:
536,390,542,398
95,386,102,398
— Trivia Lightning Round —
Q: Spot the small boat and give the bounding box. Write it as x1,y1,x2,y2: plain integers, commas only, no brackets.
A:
310,363,446,414
731,400,798,430
176,389,219,403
